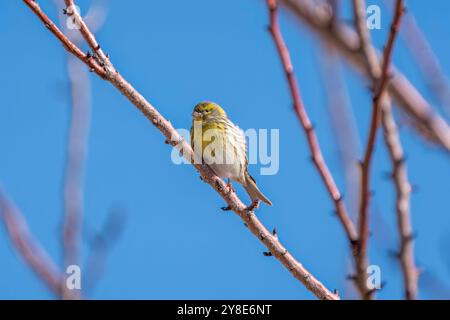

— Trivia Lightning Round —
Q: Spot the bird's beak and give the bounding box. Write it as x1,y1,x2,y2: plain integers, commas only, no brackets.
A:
192,111,202,120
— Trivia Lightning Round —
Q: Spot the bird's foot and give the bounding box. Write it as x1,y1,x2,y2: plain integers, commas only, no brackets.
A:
226,179,235,194
246,200,260,211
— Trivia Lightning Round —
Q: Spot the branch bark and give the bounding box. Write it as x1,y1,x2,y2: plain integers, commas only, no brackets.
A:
266,0,357,244
22,0,338,300
354,0,406,300
0,191,65,298
280,0,450,152
352,0,417,299
266,0,361,298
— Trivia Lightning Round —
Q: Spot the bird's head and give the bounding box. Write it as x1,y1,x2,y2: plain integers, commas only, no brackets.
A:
192,101,227,122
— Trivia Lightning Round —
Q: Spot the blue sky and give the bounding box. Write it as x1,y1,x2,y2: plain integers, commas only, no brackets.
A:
1,0,450,299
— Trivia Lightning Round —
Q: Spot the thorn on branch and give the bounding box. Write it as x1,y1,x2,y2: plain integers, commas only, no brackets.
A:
393,157,406,167
263,251,272,257
246,200,259,212
367,281,387,297
404,232,417,243
346,274,357,282
358,160,364,168
221,206,231,211
388,249,401,259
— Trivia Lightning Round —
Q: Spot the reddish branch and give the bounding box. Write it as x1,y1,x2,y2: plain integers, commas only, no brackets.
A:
0,191,65,298
352,0,417,300
266,0,360,295
280,0,450,152
266,0,357,243
356,0,405,300
21,0,338,300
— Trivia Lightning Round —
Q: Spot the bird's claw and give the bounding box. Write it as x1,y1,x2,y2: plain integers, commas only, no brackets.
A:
226,179,235,194
246,200,260,211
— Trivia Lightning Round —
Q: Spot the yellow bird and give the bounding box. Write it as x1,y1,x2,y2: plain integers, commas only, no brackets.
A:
190,102,272,208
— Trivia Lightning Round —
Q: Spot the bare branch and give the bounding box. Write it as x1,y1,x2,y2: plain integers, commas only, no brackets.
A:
355,0,405,300
22,0,338,300
353,0,419,299
23,1,105,77
352,0,417,299
401,13,450,116
280,0,450,152
266,0,357,245
382,99,418,299
83,207,126,296
0,190,65,298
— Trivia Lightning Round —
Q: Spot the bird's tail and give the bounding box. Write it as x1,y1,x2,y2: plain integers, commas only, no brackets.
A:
243,171,272,206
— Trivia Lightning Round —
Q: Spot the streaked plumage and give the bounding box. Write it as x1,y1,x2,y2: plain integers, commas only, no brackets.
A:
190,101,272,206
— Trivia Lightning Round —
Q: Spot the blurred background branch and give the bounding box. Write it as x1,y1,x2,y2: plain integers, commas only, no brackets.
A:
280,0,450,151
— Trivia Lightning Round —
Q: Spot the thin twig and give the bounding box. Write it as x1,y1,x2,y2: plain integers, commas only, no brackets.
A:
266,0,357,246
356,0,405,300
83,207,126,296
266,0,361,299
0,191,66,298
22,0,338,300
279,0,450,152
382,99,418,299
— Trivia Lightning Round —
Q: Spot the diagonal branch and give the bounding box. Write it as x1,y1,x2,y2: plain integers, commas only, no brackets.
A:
280,0,450,152
400,12,450,117
266,0,357,245
22,0,338,300
0,190,65,298
356,0,405,300
266,0,360,298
